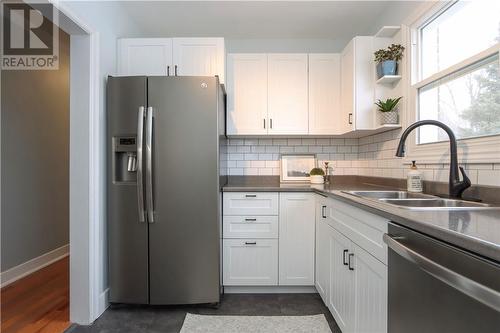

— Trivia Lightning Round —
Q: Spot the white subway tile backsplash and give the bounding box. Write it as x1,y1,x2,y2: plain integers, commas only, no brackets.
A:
258,139,273,146
224,129,500,181
287,138,302,145
272,139,288,145
236,146,251,153
244,153,258,160
280,146,295,153
308,146,323,153
265,146,280,153
316,138,331,145
478,170,500,186
302,138,316,145
251,146,266,153
251,160,266,168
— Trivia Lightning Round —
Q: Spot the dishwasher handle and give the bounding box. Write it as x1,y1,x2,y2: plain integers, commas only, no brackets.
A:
383,233,500,312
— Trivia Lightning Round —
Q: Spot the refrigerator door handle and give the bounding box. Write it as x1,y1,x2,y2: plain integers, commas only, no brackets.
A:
137,106,146,222
145,106,155,223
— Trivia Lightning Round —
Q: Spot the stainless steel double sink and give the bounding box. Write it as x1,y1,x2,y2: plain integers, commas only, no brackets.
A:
342,191,497,211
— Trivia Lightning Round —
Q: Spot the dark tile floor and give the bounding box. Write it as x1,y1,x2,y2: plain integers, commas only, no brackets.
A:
66,294,341,333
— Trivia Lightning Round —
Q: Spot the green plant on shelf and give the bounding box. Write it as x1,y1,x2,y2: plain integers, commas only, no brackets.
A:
374,44,405,63
375,97,402,112
309,167,325,176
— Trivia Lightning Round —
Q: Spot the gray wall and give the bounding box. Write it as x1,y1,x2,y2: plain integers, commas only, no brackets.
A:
1,30,70,271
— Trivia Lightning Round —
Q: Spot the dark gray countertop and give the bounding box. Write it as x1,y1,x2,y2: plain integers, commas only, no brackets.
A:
223,176,500,263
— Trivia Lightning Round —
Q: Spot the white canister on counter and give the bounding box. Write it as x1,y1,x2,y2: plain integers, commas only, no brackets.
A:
407,160,423,192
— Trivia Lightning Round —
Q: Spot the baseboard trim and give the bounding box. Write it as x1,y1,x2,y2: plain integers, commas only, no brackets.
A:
97,288,110,319
223,286,318,294
0,244,69,288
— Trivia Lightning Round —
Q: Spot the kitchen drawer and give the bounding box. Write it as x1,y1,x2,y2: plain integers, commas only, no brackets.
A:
223,192,279,216
223,216,278,239
223,239,278,286
326,198,388,265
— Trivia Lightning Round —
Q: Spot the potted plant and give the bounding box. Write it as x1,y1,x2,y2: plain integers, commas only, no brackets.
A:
374,44,405,78
375,97,402,125
309,167,325,184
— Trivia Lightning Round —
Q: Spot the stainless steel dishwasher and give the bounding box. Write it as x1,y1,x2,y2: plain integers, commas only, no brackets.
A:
384,222,500,333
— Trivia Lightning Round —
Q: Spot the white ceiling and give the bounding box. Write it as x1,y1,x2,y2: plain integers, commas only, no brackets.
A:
109,1,424,39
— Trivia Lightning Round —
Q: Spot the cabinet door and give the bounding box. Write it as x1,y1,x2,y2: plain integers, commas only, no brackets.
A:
172,38,225,83
309,54,341,135
268,54,309,135
352,243,388,333
226,54,268,135
117,38,173,76
328,225,354,333
315,199,329,303
279,193,315,286
223,239,278,286
340,39,355,133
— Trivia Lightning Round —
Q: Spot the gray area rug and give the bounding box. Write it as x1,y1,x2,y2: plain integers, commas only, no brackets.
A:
180,313,332,333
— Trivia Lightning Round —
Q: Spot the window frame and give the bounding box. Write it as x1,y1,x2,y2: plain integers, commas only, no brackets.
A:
406,0,500,164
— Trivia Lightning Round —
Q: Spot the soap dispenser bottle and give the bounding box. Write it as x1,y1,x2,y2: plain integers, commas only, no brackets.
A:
407,161,423,193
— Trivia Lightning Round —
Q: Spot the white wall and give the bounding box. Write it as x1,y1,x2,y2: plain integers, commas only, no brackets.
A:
61,1,141,317
226,38,346,53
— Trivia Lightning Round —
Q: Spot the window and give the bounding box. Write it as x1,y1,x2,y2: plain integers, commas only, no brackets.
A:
415,0,500,145
418,54,500,144
420,0,500,79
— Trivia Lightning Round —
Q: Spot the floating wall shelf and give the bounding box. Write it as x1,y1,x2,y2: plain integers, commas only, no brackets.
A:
376,75,402,85
374,26,401,38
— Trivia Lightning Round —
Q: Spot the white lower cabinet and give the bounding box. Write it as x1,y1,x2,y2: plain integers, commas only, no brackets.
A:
327,224,354,332
222,192,315,289
315,199,330,303
279,193,315,285
352,243,387,333
316,196,388,333
223,239,278,286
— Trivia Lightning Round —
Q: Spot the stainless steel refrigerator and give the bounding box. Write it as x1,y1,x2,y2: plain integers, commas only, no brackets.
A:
107,76,226,305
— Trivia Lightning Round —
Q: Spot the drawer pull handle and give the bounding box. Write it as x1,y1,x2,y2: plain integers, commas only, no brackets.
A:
245,194,257,198
343,249,349,265
348,253,354,271
245,241,257,245
322,205,327,218
245,218,257,222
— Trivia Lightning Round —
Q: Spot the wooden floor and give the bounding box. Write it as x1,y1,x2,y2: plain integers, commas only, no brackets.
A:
1,257,70,333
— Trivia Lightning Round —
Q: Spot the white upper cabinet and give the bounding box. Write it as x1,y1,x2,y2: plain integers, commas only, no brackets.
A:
227,54,268,135
279,193,315,286
340,36,375,132
309,54,341,135
268,54,309,135
117,38,224,82
172,38,225,83
118,38,173,76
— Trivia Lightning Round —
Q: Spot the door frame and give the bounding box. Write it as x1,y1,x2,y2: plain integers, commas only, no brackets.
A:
50,1,103,325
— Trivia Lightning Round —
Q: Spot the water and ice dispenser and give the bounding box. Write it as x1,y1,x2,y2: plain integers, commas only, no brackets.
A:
113,136,138,183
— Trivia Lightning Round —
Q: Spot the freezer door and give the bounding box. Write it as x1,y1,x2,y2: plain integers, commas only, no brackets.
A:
107,76,149,304
147,76,220,304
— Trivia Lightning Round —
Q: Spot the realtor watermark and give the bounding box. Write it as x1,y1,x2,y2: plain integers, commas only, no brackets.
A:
1,1,59,70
